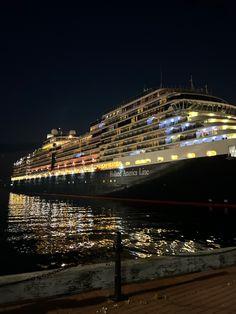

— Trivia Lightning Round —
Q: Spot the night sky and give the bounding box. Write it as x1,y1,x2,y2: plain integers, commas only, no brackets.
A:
0,1,235,181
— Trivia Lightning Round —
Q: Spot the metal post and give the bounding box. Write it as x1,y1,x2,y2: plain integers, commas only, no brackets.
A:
111,231,125,301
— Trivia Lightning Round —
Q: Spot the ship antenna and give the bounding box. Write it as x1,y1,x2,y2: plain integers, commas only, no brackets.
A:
160,65,163,88
205,84,209,94
190,75,194,90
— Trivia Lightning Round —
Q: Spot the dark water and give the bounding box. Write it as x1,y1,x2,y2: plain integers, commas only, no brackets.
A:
0,189,236,276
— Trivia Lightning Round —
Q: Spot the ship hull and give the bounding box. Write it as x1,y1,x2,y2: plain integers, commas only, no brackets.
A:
11,155,236,203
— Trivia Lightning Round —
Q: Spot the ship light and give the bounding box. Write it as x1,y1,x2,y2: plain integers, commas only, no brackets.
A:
130,150,142,156
99,122,105,128
166,127,173,135
189,112,198,117
228,134,236,139
187,153,196,159
135,159,151,165
229,146,236,157
147,116,155,125
125,161,131,166
171,155,178,160
159,121,166,128
97,161,122,170
157,157,164,162
165,137,172,144
206,150,217,157
205,137,212,143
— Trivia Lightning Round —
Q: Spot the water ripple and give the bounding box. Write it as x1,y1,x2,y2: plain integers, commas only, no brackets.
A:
0,191,235,275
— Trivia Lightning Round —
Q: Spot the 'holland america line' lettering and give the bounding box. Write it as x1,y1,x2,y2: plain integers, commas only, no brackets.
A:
110,168,150,178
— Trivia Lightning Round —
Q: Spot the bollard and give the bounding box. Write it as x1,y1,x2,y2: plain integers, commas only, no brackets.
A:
110,231,126,301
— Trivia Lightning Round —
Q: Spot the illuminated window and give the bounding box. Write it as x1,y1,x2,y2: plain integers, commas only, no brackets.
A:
207,119,217,123
157,157,164,162
188,112,198,117
171,155,178,160
228,134,236,139
147,116,155,125
229,146,236,157
125,161,131,166
97,161,122,170
187,153,196,158
206,150,217,157
135,159,151,165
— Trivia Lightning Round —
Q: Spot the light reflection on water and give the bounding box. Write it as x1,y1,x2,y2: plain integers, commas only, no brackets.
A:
7,193,122,257
1,192,236,274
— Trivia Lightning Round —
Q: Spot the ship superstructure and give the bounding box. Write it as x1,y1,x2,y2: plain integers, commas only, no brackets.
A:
11,88,236,202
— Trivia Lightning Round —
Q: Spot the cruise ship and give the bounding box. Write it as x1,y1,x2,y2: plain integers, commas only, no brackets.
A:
11,87,236,203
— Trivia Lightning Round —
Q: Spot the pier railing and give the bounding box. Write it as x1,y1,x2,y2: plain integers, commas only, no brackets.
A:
1,232,236,305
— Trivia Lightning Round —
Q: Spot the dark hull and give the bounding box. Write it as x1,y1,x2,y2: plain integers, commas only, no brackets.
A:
12,155,236,203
